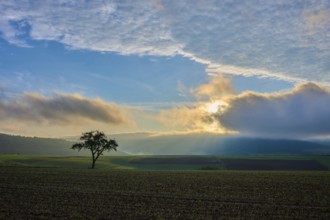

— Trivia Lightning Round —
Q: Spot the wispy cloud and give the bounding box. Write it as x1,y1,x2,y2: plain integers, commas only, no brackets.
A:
0,1,180,55
193,74,234,100
205,63,306,84
165,1,330,83
176,81,189,97
0,1,329,84
303,7,330,35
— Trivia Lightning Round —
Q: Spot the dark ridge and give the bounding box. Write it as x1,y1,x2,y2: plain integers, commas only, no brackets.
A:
130,156,219,165
221,159,328,171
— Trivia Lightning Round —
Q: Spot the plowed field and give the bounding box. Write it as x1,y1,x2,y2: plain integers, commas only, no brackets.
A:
0,167,329,219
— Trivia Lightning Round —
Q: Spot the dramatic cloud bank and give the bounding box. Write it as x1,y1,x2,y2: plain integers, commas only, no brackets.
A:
0,93,133,136
158,75,234,133
159,77,330,138
218,83,330,137
1,0,329,83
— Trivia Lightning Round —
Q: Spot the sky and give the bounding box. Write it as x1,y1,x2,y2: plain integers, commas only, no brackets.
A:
0,0,330,139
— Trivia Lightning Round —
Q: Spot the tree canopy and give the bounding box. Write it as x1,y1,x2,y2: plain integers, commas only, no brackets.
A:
71,130,118,169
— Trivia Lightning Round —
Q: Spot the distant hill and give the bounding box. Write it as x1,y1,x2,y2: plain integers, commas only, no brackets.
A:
110,133,330,155
1,132,330,156
0,133,129,156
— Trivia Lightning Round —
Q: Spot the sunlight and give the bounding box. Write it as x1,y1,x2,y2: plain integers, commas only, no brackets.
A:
206,101,222,114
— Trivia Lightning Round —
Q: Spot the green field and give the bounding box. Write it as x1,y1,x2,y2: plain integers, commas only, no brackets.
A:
1,154,330,170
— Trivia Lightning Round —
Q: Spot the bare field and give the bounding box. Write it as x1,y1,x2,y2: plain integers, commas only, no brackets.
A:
0,167,329,219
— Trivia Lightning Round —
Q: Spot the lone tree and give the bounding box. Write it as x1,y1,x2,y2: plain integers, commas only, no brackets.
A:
72,130,118,169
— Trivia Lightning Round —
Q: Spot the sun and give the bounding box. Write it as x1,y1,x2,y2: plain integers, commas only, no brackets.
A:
205,100,229,114
207,101,221,113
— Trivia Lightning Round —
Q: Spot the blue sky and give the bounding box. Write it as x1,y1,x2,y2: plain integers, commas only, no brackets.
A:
0,0,330,138
0,39,207,102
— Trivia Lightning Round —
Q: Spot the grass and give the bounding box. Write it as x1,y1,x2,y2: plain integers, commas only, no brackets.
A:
0,166,329,219
1,154,330,170
0,155,92,168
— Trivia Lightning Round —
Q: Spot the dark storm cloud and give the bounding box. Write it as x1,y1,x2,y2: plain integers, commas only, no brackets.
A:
218,83,330,137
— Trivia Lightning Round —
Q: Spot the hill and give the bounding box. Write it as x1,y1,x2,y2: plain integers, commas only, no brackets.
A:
111,133,330,155
0,133,128,156
1,132,330,156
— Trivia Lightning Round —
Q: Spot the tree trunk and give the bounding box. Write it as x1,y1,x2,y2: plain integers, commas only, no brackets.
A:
91,159,96,169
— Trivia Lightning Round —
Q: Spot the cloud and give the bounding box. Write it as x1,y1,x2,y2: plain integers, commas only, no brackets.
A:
157,101,231,134
205,63,305,84
0,0,181,56
303,7,330,35
193,74,234,100
0,93,133,134
157,75,234,133
1,1,330,84
165,1,330,83
158,78,330,138
218,83,330,137
176,81,189,97
158,104,206,130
